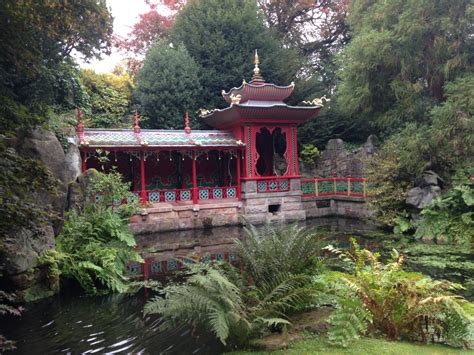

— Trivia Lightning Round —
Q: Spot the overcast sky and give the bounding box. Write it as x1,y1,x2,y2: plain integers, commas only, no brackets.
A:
78,0,151,73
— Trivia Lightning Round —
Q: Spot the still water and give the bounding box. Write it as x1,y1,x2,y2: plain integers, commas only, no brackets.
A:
2,218,471,354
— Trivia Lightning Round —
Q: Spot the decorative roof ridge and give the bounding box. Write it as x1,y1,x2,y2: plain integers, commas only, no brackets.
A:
84,128,235,133
201,102,322,117
222,81,295,97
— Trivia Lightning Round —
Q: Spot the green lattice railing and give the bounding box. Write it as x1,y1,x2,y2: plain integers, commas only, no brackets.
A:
301,177,367,197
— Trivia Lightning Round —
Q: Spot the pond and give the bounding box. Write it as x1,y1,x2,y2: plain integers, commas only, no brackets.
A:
2,218,472,354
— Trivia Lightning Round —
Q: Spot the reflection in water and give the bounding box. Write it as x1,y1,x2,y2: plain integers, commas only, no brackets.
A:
1,218,380,354
2,291,224,354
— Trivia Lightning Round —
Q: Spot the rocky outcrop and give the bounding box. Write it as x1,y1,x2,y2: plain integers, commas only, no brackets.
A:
406,171,444,209
67,169,99,212
1,128,81,301
302,135,379,178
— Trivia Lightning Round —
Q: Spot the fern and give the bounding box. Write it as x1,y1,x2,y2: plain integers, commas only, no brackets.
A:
325,240,474,348
327,294,372,347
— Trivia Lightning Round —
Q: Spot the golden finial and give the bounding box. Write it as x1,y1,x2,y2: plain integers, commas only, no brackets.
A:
253,49,260,75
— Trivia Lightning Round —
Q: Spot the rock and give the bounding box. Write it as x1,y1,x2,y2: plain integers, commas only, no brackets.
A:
406,185,442,209
1,128,79,301
416,170,445,188
67,169,99,212
310,135,379,178
64,137,82,184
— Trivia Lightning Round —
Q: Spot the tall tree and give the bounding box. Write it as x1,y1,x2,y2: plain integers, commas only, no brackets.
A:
337,0,474,135
171,0,302,110
258,0,349,76
0,0,113,131
134,41,201,129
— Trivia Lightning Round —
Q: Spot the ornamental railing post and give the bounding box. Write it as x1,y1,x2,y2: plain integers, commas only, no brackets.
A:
140,151,147,206
347,176,351,196
192,152,198,204
314,176,319,197
363,178,367,198
332,171,337,194
236,151,241,200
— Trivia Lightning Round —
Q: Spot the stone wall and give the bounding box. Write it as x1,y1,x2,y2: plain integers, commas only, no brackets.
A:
129,201,242,235
302,196,372,219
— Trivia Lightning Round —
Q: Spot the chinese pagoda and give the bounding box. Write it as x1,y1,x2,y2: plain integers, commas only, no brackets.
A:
77,51,322,227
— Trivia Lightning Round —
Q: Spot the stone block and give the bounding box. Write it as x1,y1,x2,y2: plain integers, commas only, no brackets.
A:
244,204,268,214
290,179,301,190
242,180,257,193
283,210,306,222
267,197,282,204
281,202,303,211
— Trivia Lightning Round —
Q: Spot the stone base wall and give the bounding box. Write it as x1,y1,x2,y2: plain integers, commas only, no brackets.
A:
302,195,371,219
240,179,305,225
129,180,373,235
129,200,242,235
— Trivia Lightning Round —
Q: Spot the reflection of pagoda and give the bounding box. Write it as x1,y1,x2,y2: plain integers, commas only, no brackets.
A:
77,50,322,227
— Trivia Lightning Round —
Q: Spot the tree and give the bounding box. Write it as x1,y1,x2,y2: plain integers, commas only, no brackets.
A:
337,0,474,134
171,0,302,110
134,41,201,129
79,69,134,128
0,0,113,131
258,1,349,74
115,0,186,75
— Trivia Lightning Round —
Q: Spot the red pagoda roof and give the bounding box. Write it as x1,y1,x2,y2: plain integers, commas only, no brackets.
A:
222,82,295,104
78,128,243,148
202,104,321,129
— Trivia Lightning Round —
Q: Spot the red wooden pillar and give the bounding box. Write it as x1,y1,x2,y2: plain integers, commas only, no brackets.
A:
293,126,299,175
192,151,198,204
81,151,87,172
140,151,147,205
236,151,241,200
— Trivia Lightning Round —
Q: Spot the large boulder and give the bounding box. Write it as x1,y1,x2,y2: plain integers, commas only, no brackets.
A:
406,171,443,209
1,128,79,301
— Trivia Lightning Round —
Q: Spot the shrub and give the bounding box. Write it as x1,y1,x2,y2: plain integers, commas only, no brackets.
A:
235,223,325,286
145,223,321,347
324,239,474,348
414,167,474,245
40,170,142,295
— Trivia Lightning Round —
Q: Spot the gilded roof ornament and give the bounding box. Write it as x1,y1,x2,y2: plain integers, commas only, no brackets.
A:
303,95,331,106
230,93,242,105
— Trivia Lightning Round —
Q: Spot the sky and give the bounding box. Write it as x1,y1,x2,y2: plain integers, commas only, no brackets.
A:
77,0,151,73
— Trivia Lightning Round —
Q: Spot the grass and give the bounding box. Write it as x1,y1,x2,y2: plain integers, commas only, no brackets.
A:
230,335,473,355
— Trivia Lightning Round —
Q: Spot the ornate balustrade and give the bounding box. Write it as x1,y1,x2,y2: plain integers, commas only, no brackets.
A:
301,177,367,198
255,176,290,193
133,186,238,204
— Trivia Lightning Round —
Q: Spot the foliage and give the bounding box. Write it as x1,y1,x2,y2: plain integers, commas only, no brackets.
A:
324,240,474,348
145,223,321,346
145,261,315,347
171,0,302,110
79,69,133,128
0,0,113,132
40,171,142,295
299,144,321,168
258,0,349,78
0,140,59,236
337,0,474,135
235,223,325,286
134,41,201,129
0,291,23,352
366,74,474,227
115,0,186,75
414,167,474,245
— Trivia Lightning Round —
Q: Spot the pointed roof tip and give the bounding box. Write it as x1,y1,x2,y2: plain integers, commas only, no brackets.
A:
184,111,191,134
251,49,265,84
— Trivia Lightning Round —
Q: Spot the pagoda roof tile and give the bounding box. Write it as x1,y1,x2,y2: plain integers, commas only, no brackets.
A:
79,128,242,148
